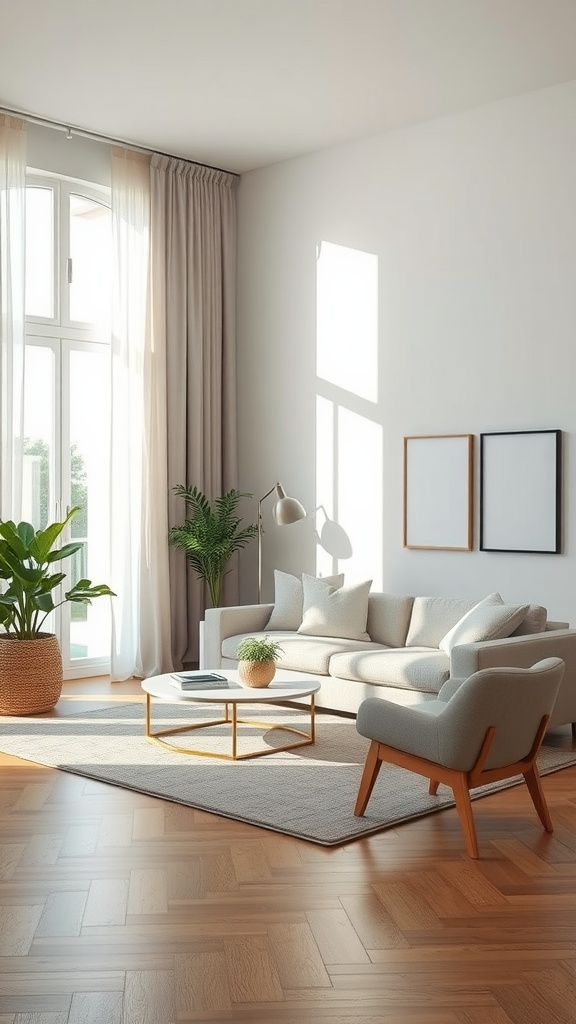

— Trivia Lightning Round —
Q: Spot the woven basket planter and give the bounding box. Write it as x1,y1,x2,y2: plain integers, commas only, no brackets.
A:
0,633,63,716
238,659,276,688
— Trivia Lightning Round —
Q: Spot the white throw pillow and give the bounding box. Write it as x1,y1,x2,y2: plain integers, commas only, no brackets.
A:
405,593,503,648
265,570,344,631
298,576,372,641
439,595,529,654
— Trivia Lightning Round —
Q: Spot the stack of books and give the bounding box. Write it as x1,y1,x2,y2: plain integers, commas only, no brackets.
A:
169,671,229,691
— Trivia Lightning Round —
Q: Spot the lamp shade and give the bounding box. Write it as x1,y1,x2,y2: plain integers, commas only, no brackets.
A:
258,482,306,602
273,483,306,526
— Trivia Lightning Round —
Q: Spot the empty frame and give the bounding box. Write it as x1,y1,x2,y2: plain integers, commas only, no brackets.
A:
403,434,473,550
480,429,562,554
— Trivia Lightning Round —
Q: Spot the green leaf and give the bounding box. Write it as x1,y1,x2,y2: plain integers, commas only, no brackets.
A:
66,581,116,602
0,520,29,559
46,542,83,563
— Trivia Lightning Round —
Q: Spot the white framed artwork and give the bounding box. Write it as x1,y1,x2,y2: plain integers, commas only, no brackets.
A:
403,434,474,551
480,429,562,554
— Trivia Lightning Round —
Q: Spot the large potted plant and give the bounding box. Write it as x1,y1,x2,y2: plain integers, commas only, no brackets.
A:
169,486,258,608
0,507,115,715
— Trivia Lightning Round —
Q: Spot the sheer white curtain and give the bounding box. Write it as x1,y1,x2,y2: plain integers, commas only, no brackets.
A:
110,147,173,679
0,114,26,521
150,157,238,666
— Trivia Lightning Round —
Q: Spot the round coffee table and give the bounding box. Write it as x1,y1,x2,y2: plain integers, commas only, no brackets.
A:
141,668,321,761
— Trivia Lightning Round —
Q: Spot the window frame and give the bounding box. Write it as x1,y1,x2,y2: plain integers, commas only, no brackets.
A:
26,169,111,339
24,170,112,677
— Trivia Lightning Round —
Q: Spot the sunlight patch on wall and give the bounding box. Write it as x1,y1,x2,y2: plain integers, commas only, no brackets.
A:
315,395,335,578
316,396,383,588
316,240,378,402
337,406,383,588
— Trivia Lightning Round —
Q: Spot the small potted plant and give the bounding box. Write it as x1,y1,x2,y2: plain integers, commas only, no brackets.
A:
236,635,283,689
0,507,115,715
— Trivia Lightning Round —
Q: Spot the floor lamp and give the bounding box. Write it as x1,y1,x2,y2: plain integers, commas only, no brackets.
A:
258,482,306,602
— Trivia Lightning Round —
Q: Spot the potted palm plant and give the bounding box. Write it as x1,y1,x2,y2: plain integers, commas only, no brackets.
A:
0,507,115,715
236,635,283,688
168,486,258,608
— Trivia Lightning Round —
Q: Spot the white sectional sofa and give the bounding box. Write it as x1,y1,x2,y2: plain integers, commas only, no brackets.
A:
201,574,576,732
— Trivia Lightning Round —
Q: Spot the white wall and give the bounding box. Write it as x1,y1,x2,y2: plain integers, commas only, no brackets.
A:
237,79,576,620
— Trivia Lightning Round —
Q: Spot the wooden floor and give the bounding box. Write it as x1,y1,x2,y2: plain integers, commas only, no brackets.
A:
1,678,576,1023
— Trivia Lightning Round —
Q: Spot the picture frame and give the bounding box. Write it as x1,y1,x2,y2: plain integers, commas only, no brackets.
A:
403,434,474,551
479,429,562,554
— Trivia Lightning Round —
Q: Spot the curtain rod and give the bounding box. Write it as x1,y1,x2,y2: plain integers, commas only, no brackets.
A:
0,104,240,177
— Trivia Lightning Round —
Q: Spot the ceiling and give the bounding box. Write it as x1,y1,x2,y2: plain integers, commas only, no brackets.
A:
2,0,576,174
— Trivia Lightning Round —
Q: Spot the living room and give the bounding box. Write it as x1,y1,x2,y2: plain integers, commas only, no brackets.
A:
2,1,576,1021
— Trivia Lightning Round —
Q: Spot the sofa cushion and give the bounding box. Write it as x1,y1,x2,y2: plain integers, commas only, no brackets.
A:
298,576,372,641
264,570,344,631
511,604,547,636
220,630,386,676
366,593,414,648
329,647,450,693
439,597,530,654
405,595,491,648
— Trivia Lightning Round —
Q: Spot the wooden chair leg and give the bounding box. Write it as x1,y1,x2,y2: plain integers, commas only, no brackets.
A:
523,763,554,833
354,740,383,817
429,779,440,796
451,773,479,859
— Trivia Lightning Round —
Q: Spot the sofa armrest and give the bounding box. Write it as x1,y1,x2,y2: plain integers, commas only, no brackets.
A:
449,629,576,728
450,629,576,676
201,604,273,669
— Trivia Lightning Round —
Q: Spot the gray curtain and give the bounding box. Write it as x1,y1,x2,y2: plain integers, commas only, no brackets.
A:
150,156,238,666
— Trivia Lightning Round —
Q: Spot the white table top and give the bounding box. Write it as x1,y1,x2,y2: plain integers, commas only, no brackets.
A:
141,668,321,703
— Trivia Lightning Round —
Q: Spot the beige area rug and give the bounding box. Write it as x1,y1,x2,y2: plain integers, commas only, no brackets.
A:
1,701,575,846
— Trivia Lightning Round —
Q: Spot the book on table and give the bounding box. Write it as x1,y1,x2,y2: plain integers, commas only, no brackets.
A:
170,671,229,691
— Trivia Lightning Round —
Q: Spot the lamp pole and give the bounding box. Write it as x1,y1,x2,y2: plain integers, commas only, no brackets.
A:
258,485,278,603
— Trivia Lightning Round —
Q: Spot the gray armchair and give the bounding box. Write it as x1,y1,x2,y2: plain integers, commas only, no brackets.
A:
354,657,565,858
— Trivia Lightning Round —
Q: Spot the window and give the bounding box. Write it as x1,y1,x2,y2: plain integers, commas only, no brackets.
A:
23,172,112,676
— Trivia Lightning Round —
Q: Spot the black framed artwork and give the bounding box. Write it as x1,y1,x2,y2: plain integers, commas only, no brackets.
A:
479,429,562,554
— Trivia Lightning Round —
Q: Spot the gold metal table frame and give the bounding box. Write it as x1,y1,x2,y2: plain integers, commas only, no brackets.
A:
145,693,316,761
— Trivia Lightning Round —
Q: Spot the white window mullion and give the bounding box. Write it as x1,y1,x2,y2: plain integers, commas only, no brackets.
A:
59,181,70,327
58,337,70,663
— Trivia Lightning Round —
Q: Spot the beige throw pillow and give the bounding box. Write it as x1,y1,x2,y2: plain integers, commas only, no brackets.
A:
265,570,344,631
298,576,372,641
439,595,529,654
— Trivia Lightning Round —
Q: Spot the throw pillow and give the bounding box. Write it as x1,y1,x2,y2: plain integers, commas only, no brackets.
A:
298,576,372,641
405,593,503,648
511,604,547,636
439,595,529,655
265,570,344,631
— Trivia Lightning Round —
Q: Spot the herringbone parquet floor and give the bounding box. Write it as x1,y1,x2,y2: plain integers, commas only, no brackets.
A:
1,677,576,1023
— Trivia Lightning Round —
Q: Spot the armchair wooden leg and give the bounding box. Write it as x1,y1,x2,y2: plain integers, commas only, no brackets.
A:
452,773,479,859
523,764,554,833
354,740,383,817
429,779,440,796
